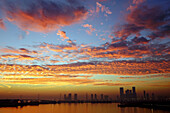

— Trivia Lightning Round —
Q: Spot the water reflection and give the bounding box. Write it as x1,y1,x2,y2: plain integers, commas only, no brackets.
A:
0,103,169,113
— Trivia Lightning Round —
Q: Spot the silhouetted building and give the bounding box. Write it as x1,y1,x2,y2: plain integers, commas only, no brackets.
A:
64,94,67,100
94,94,97,100
132,87,136,93
125,89,130,98
104,95,109,101
68,93,72,101
91,94,93,100
152,93,155,101
120,87,137,101
74,94,77,101
146,93,149,100
132,87,137,98
143,90,146,100
101,94,103,100
120,87,124,100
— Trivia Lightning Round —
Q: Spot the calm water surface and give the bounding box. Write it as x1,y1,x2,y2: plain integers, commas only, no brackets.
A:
0,103,169,113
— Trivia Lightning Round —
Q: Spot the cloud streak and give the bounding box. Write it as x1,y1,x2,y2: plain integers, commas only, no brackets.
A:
0,60,169,76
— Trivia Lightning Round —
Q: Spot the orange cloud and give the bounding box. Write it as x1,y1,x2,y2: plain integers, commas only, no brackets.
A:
1,60,169,76
82,24,95,35
0,19,6,30
114,4,169,39
1,0,88,33
57,30,69,40
1,54,38,61
0,47,38,55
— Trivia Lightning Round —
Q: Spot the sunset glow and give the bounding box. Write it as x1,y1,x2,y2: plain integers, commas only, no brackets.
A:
0,0,169,98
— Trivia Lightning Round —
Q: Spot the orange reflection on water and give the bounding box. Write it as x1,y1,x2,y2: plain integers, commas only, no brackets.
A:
0,103,169,113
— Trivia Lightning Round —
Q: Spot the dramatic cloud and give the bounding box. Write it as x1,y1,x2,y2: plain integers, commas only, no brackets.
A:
82,24,95,34
113,4,170,39
132,37,150,44
108,41,128,50
0,60,169,76
0,0,88,33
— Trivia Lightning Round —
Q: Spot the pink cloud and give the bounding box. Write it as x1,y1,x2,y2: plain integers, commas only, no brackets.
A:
1,0,88,33
82,24,95,35
127,0,146,11
0,19,6,30
57,30,69,40
113,5,169,39
96,2,112,15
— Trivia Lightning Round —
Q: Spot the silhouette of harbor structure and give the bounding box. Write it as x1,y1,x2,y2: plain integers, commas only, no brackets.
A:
0,86,169,110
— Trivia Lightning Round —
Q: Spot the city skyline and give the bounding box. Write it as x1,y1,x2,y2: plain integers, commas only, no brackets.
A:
0,0,170,99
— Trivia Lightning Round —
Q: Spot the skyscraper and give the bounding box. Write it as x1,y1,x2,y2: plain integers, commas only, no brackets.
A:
101,94,103,100
132,87,136,94
74,94,77,101
146,93,149,100
144,90,146,100
95,94,97,100
68,93,72,101
132,87,137,98
120,87,124,100
91,94,93,101
64,94,67,100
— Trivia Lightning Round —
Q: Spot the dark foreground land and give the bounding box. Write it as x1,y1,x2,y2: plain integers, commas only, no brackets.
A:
118,100,170,111
0,99,114,107
0,99,170,111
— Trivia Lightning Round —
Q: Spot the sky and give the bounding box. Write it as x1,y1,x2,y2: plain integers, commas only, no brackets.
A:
0,0,170,99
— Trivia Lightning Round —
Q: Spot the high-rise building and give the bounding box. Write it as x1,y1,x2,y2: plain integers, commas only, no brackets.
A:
120,87,124,95
64,94,67,100
68,93,72,101
120,87,124,100
143,90,146,99
101,94,103,100
95,94,97,100
146,93,149,100
152,93,155,101
74,94,77,101
132,87,137,98
91,94,93,100
130,90,132,94
132,87,136,94
104,95,109,101
120,87,137,101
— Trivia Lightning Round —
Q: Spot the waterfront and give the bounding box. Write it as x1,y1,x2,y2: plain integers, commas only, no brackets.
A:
0,103,169,113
